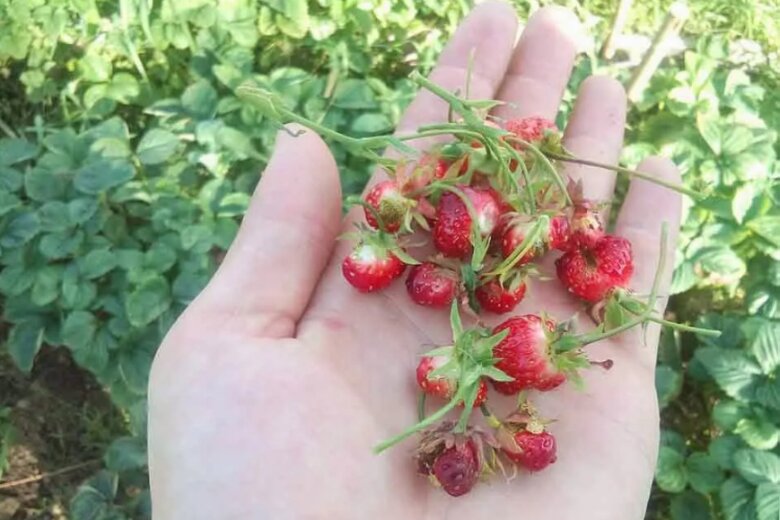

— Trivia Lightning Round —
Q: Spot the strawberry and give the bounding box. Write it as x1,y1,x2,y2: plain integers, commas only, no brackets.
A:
568,201,604,250
555,234,634,303
416,424,491,498
490,315,565,393
363,180,413,233
416,355,488,407
341,241,406,293
548,214,571,251
433,186,500,258
499,215,541,264
431,441,480,497
504,430,557,472
405,262,459,307
474,278,526,314
505,116,558,145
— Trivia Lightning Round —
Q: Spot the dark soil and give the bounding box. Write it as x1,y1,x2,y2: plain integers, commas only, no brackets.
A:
0,347,127,520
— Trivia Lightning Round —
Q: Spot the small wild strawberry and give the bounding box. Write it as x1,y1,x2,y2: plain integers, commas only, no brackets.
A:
416,355,488,407
406,262,459,308
433,186,500,258
555,234,634,303
568,201,604,250
548,213,571,251
415,423,492,498
499,215,542,264
432,441,480,497
505,116,558,145
341,241,406,293
363,180,413,233
504,430,558,472
474,278,526,315
490,315,566,393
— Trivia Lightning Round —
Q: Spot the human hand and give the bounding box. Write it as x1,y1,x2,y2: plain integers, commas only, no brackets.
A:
148,3,682,518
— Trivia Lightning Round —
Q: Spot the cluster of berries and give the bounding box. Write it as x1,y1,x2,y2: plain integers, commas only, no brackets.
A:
236,76,714,499
341,116,641,496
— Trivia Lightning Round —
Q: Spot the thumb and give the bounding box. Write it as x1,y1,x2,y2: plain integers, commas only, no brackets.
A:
193,124,342,338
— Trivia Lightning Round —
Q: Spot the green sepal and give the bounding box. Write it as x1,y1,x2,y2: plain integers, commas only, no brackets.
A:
481,366,514,382
449,300,463,339
422,345,455,358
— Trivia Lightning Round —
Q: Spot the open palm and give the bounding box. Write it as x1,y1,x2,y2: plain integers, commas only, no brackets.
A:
148,4,682,519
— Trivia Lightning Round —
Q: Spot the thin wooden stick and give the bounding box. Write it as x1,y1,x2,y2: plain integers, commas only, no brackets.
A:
0,459,100,490
601,0,634,60
626,2,689,102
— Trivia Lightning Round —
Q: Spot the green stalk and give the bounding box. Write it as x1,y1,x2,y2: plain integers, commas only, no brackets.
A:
417,392,427,422
485,217,548,277
640,313,722,336
504,136,572,206
546,153,702,199
374,395,461,453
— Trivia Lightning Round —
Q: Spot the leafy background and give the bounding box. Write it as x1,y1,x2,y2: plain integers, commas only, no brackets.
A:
0,0,777,518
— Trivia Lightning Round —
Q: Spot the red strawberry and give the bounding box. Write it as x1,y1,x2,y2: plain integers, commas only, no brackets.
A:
431,441,480,497
504,430,557,472
405,262,459,307
499,216,540,264
416,356,488,407
505,116,558,145
341,242,406,293
363,180,413,233
491,315,565,394
475,278,527,314
568,201,603,250
555,234,634,303
548,214,571,251
433,187,500,258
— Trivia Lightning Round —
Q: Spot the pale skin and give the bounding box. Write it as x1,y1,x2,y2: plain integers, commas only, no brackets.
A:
148,3,683,519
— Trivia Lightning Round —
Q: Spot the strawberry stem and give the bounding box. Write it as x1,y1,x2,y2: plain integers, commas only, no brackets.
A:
618,303,722,336
504,136,573,206
374,392,461,453
485,216,548,277
545,153,703,199
479,404,502,429
418,392,427,422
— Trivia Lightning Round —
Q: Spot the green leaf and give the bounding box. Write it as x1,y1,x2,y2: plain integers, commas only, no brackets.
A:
656,446,688,493
136,129,179,165
69,470,118,520
0,264,35,295
181,80,218,119
755,483,780,520
694,247,747,281
671,261,697,295
61,311,98,351
78,249,118,279
688,452,726,493
670,491,713,520
721,477,758,520
350,113,392,135
125,277,171,327
0,138,38,166
79,51,112,82
39,230,84,259
0,191,21,217
734,449,780,485
735,417,780,450
697,115,722,154
656,365,683,408
32,266,62,306
38,201,72,232
7,321,44,373
751,321,780,373
119,348,152,395
733,183,761,224
713,400,751,432
332,79,377,110
75,159,135,194
104,436,147,472
25,167,67,201
216,192,251,217
696,347,761,400
749,217,780,248
144,243,177,272
710,435,744,470
68,198,99,225
1,211,41,248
